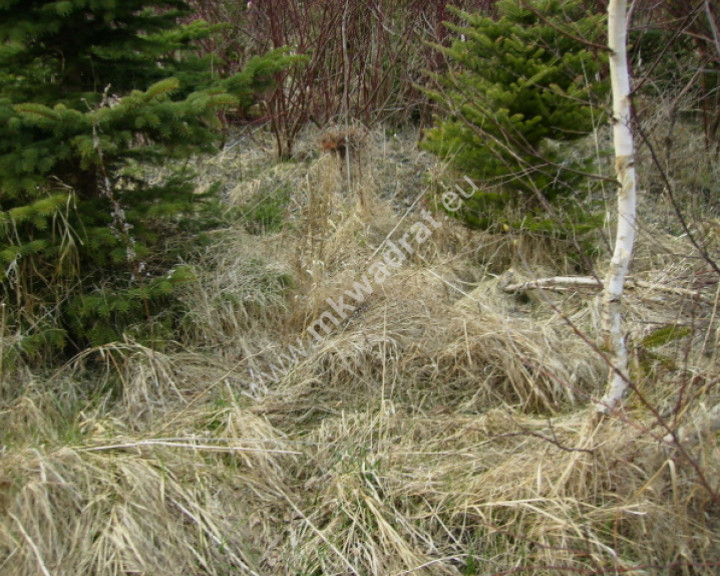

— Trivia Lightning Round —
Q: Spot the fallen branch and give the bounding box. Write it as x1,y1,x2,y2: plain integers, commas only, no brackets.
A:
503,275,708,301
503,276,602,292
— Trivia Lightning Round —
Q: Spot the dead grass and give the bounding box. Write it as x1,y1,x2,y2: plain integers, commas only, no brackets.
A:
0,440,289,575
176,230,293,344
1,124,720,575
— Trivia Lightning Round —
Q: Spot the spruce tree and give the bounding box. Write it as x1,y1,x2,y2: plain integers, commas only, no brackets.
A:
422,0,607,232
0,0,293,361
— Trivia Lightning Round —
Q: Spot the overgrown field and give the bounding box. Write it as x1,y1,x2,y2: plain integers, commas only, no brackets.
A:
2,123,720,575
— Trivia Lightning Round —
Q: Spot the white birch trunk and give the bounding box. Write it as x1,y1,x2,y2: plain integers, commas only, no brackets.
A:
599,0,637,413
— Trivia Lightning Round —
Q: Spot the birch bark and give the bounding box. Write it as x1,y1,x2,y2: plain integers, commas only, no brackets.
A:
599,0,636,413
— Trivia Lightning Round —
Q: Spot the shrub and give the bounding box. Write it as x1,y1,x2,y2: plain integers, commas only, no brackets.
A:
422,0,608,233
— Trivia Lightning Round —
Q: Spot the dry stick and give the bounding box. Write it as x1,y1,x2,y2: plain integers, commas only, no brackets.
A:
481,428,596,455
341,0,353,196
503,275,709,301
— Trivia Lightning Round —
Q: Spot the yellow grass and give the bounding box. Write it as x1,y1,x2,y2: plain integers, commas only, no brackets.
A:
1,125,719,575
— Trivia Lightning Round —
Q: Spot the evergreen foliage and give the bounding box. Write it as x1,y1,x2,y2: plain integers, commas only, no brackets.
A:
422,0,608,232
0,0,294,362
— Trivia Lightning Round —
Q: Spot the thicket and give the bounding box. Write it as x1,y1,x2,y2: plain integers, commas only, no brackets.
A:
186,0,718,174
0,0,293,366
421,0,608,236
655,0,720,149
190,0,497,158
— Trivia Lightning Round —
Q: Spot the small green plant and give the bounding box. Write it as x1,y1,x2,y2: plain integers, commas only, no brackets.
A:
241,185,292,234
640,324,692,349
422,0,608,234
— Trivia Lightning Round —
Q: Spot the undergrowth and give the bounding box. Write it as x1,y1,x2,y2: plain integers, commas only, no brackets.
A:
1,123,719,575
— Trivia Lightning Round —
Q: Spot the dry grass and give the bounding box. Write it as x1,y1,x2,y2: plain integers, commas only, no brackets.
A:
176,230,294,344
0,429,292,575
2,125,720,575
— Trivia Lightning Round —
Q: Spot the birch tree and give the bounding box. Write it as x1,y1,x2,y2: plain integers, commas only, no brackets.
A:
599,0,637,413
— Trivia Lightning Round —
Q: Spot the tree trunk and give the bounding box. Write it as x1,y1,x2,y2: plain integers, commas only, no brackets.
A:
599,0,637,413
